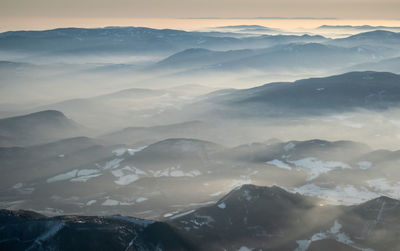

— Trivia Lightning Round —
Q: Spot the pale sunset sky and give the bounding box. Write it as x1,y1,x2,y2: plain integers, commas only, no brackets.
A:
1,0,399,31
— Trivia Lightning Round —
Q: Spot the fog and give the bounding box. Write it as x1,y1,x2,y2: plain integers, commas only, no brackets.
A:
1,23,400,250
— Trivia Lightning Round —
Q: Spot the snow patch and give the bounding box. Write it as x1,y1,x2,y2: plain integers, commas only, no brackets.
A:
284,142,296,151
125,166,146,175
295,220,365,251
114,174,139,185
112,148,126,156
170,170,185,177
288,158,351,180
70,173,102,182
112,146,146,156
112,166,146,185
367,178,400,198
77,169,99,176
136,197,148,203
150,165,202,178
27,221,65,250
102,158,124,170
330,220,342,234
127,146,147,155
102,199,119,206
218,202,226,209
102,199,134,206
48,168,103,183
163,213,175,218
266,159,292,170
86,200,97,206
293,184,378,205
47,170,78,183
174,201,216,208
170,209,195,220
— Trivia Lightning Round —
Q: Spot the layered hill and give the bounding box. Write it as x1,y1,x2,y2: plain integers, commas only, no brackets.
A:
0,110,83,147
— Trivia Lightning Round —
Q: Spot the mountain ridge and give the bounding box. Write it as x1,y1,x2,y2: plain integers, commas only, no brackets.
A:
2,184,398,250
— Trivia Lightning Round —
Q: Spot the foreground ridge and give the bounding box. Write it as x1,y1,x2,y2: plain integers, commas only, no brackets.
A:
1,184,400,251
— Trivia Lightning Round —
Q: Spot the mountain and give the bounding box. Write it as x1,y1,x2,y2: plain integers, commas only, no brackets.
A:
150,43,381,73
153,48,257,70
318,25,400,31
127,138,224,166
24,84,215,131
227,139,371,164
344,30,400,41
213,43,381,72
2,135,391,218
333,30,400,48
338,196,400,251
2,184,400,250
215,25,277,32
198,71,400,117
28,88,185,130
35,88,167,114
168,185,400,250
0,27,234,55
0,110,83,147
0,136,113,190
168,185,335,250
0,137,226,218
0,27,326,60
0,209,193,251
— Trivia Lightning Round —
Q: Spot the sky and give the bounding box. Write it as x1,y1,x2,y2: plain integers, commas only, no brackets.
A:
1,0,399,31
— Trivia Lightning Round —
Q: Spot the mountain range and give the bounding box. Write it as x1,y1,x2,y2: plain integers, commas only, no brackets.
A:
195,71,400,118
2,25,400,251
2,184,399,250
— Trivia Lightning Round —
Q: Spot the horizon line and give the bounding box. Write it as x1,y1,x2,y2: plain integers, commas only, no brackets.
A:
180,17,339,20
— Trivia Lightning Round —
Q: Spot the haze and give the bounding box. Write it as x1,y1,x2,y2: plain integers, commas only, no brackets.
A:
2,1,400,250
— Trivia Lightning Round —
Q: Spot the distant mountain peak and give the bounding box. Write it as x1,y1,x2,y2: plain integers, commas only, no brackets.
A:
220,184,310,206
146,138,222,151
0,110,82,147
347,30,400,39
14,110,66,119
358,195,400,209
